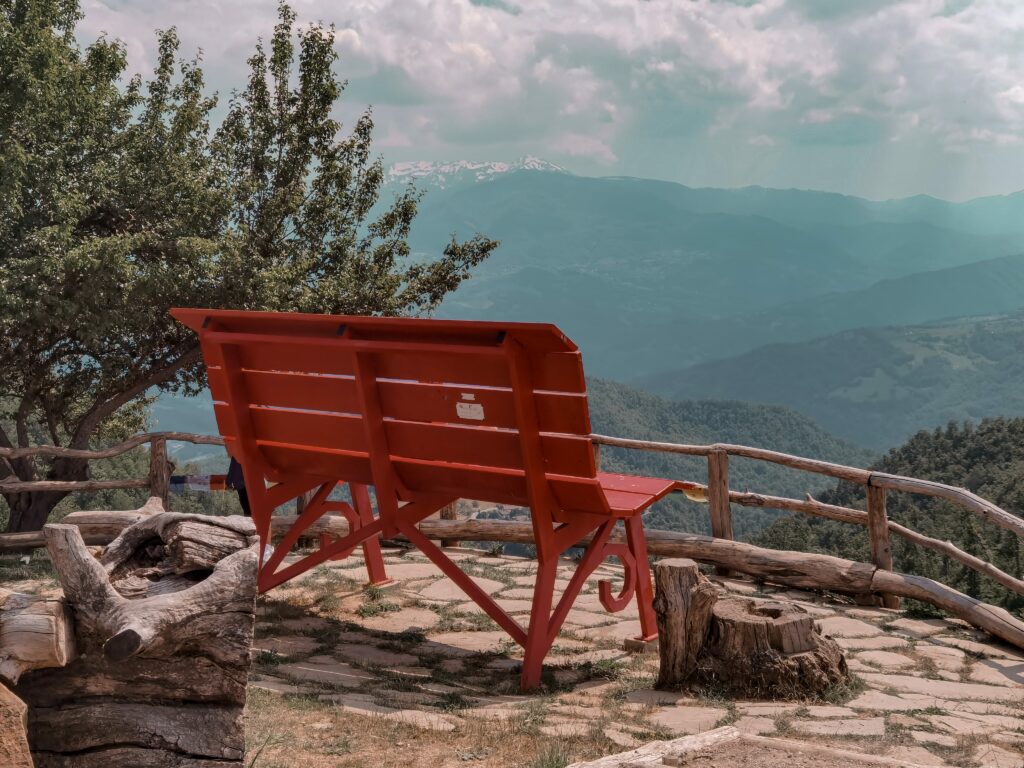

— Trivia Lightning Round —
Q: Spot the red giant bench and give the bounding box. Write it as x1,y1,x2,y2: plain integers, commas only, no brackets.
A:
172,309,686,689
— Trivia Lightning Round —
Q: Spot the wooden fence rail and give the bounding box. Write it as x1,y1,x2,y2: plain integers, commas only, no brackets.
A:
2,431,1023,636
590,433,1024,609
0,432,226,507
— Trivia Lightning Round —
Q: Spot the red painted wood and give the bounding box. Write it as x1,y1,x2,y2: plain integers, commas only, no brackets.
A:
209,367,591,434
174,307,687,689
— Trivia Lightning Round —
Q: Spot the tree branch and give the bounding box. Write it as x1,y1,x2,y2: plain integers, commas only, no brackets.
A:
70,344,200,450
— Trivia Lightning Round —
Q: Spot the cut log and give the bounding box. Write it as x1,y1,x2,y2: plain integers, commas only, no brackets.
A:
0,682,32,768
16,512,258,767
653,559,718,687
0,589,76,685
654,560,848,697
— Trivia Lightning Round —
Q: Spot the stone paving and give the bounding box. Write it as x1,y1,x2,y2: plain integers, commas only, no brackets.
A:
250,546,1024,767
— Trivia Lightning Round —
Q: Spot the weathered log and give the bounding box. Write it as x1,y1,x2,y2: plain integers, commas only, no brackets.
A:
0,478,150,493
870,472,1024,539
0,589,76,685
653,559,848,697
0,504,339,553
8,513,1024,650
0,682,32,768
45,516,256,664
888,520,1024,596
653,559,717,687
148,437,170,509
17,512,258,767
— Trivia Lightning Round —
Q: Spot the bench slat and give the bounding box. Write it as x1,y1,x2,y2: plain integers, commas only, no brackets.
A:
224,342,585,393
208,368,591,434
213,405,595,477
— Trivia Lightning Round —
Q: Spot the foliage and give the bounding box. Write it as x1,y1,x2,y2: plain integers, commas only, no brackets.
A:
0,0,495,531
754,418,1024,614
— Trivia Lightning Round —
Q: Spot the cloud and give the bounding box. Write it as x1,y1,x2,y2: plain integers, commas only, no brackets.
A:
75,0,1024,197
551,132,618,163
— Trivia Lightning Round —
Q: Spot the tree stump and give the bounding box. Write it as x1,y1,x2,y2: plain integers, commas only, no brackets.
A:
654,559,848,698
15,511,258,767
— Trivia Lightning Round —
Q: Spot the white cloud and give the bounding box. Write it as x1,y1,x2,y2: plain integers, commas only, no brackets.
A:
551,133,617,164
74,0,1024,197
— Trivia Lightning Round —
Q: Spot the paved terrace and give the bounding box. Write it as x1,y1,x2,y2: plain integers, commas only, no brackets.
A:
246,546,1024,768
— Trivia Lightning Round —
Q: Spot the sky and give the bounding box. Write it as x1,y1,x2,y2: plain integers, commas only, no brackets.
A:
79,0,1024,201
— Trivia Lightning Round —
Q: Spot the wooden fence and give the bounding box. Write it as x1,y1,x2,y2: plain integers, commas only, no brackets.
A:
0,432,226,507
1,430,1023,647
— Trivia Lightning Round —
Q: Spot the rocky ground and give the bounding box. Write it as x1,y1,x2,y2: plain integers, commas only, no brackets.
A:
245,545,1024,768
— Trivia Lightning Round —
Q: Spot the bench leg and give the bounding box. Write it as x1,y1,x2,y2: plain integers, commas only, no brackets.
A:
352,483,390,586
521,555,558,691
316,484,391,586
626,516,658,641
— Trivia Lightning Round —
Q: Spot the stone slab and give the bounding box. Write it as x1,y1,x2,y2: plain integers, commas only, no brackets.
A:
419,576,505,601
649,706,727,735
817,616,883,638
859,672,1022,702
791,717,886,737
277,658,376,687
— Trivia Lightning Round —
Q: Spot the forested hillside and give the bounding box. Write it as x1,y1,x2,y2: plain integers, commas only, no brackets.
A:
587,379,872,539
754,419,1024,614
642,312,1024,449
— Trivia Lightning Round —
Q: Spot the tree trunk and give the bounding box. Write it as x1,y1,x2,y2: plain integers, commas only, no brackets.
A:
653,559,718,688
15,511,258,767
4,456,89,533
654,560,848,698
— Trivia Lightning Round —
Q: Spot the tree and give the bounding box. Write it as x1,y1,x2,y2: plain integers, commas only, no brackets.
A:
0,0,497,532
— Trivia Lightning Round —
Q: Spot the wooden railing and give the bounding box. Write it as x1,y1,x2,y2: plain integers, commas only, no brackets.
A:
2,430,1023,648
0,432,226,507
591,434,1024,606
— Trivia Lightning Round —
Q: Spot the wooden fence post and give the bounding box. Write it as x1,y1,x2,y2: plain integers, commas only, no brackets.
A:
147,438,170,509
707,450,733,576
867,484,900,609
295,488,316,514
440,502,459,549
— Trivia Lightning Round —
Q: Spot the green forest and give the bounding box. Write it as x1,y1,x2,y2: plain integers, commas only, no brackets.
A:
754,418,1024,614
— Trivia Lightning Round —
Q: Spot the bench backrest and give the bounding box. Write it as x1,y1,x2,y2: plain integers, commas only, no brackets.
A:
172,309,609,514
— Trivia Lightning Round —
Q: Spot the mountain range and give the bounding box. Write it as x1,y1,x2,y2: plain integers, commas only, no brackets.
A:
398,168,1024,379
386,156,566,191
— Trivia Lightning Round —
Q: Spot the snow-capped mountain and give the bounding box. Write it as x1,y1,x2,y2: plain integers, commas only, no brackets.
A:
386,156,567,191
